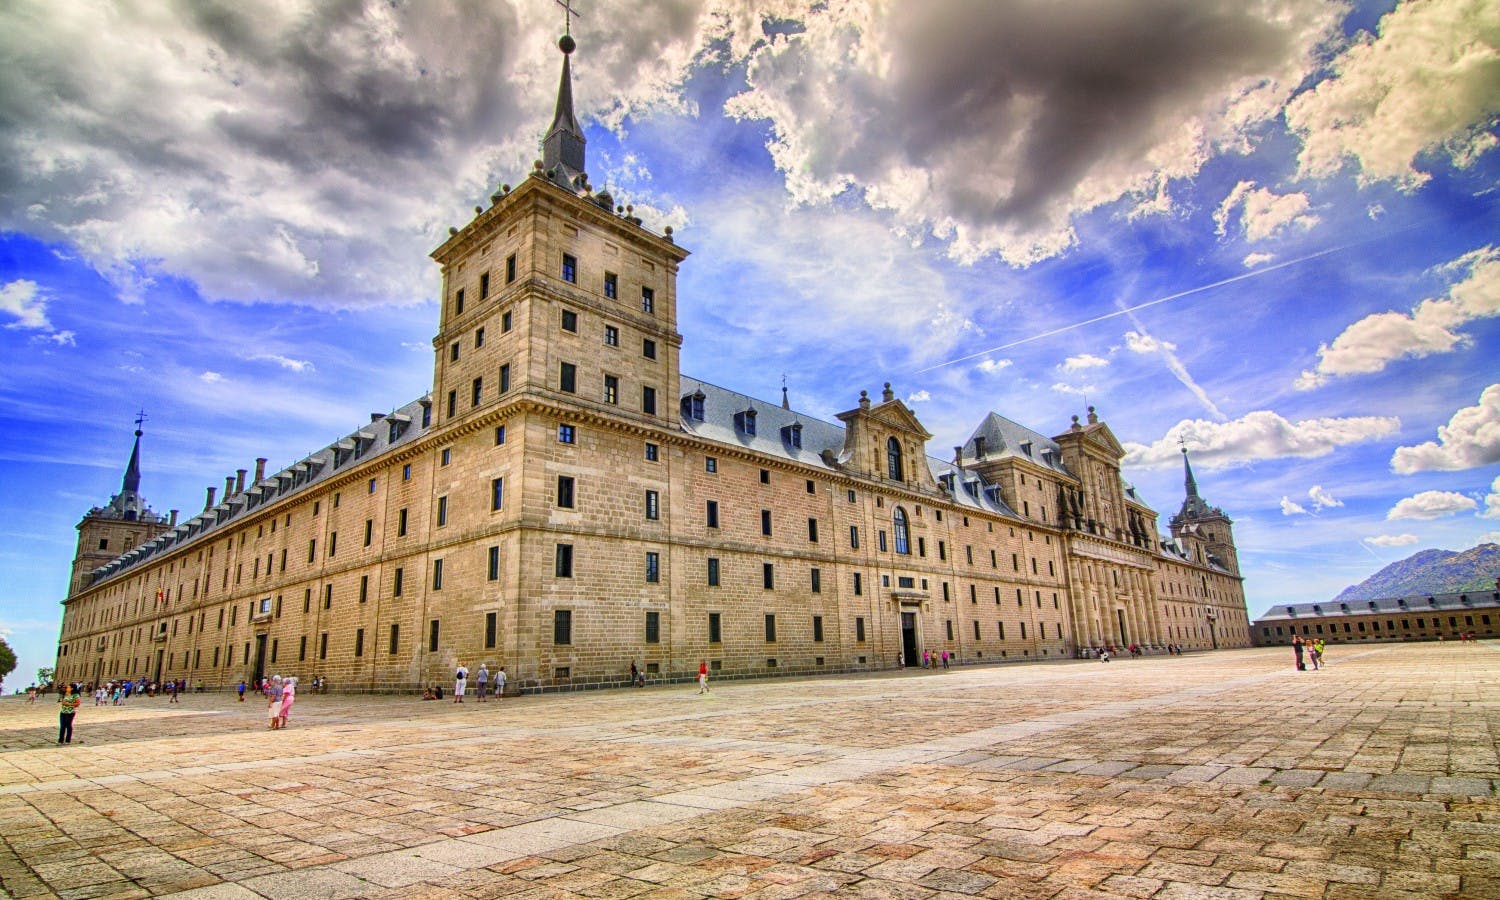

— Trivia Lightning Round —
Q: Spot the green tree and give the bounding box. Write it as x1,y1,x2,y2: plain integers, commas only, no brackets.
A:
36,666,53,686
0,637,15,689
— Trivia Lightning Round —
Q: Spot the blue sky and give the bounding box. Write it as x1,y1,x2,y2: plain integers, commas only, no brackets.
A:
1,0,1497,688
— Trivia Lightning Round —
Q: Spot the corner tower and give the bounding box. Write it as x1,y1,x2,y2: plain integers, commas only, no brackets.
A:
68,423,172,596
428,31,688,434
1169,446,1239,575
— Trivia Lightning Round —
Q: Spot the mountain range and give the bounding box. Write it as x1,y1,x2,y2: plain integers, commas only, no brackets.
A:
1334,544,1500,602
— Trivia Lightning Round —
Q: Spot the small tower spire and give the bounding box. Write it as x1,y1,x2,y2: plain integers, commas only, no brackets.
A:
781,374,790,410
1181,440,1199,499
542,3,586,188
122,411,145,496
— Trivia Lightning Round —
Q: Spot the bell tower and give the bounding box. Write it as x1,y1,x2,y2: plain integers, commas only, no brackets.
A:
68,419,172,596
1169,446,1239,575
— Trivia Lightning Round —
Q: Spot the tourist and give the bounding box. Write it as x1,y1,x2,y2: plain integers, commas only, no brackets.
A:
476,663,489,702
1293,635,1305,670
57,684,80,745
454,662,468,703
629,661,639,688
267,676,284,730
94,685,107,706
422,687,436,700
495,667,506,698
697,659,710,694
236,680,246,702
1313,639,1326,668
1099,648,1111,662
279,677,296,728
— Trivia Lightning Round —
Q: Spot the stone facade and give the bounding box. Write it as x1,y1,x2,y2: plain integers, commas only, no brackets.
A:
1252,588,1500,646
53,37,1251,693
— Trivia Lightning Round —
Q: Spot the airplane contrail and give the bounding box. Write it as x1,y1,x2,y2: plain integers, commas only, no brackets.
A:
915,242,1353,375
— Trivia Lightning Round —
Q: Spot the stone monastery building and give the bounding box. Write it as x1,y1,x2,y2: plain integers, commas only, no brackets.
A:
56,34,1251,693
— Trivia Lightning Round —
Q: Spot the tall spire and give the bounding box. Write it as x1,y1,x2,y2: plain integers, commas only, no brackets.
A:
1181,445,1199,500
122,426,143,496
542,30,586,188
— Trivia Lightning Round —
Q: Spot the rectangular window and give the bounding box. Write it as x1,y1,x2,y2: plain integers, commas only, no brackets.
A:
946,620,954,641
354,628,365,658
359,575,368,604
450,341,460,362
389,624,400,655
810,568,821,593
491,477,504,511
603,374,618,404
475,326,485,348
645,551,660,583
939,541,947,561
850,525,859,548
604,324,619,345
402,463,411,480
308,539,316,563
707,557,720,587
398,508,408,536
557,475,575,508
765,614,776,642
560,362,576,393
488,545,500,581
554,609,572,645
853,572,863,596
485,612,497,649
394,567,404,597
479,271,490,299
558,423,575,443
432,558,444,590
495,424,507,444
363,519,373,547
319,632,328,660
645,490,659,520
642,385,657,415
499,363,510,393
705,456,717,473
561,254,577,284
645,610,660,643
324,584,332,609
604,271,617,299
706,500,719,528
813,615,824,642
642,338,656,360
641,286,654,313
761,509,772,536
808,518,818,542
455,288,465,315
555,544,574,577
447,390,456,417
437,495,448,526
762,562,774,590
708,612,722,643
502,309,512,331
429,619,440,652
759,468,769,484
879,531,887,552
472,376,483,407
644,442,658,461
506,253,516,283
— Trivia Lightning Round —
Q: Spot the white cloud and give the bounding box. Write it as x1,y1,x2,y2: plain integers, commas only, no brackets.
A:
1122,327,1224,420
1061,353,1108,372
1475,531,1500,547
1308,485,1343,509
34,330,76,347
1365,533,1420,547
1243,252,1274,267
1213,180,1318,241
906,390,931,403
724,0,1342,266
1051,382,1095,397
1481,475,1500,519
1280,496,1308,516
251,354,316,374
1387,490,1478,521
1390,383,1500,473
1123,410,1401,468
1285,0,1500,190
401,341,431,353
1297,246,1500,389
0,279,49,329
199,371,224,383
976,358,1013,375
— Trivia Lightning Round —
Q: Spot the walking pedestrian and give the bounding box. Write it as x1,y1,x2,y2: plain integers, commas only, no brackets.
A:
495,666,506,698
476,663,489,702
57,684,81,745
267,676,284,730
279,677,296,728
1293,635,1306,671
697,660,710,694
237,680,246,702
454,663,468,702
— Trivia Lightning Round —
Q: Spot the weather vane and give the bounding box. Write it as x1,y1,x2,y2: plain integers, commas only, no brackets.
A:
134,409,148,433
555,0,581,35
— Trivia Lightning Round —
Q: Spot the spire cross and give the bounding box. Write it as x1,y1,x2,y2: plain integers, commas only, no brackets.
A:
134,409,147,433
555,0,581,35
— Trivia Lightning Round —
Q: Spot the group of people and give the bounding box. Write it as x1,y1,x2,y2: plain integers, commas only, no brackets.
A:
1292,635,1327,670
446,663,505,702
261,675,296,728
916,650,955,668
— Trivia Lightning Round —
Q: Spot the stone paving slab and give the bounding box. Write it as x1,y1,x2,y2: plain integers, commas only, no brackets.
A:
0,643,1496,898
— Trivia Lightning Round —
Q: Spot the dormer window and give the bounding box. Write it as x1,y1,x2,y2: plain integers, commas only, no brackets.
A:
1020,440,1032,456
735,408,757,436
681,390,705,420
781,422,802,448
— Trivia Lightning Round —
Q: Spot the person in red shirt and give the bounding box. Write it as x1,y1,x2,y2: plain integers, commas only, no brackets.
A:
697,660,709,694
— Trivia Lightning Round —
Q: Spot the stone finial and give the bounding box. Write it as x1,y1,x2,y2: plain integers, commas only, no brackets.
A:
1087,405,1099,425
881,382,894,402
1070,414,1082,431
859,390,871,410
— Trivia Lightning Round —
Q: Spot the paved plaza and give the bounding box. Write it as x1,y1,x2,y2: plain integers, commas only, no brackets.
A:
0,644,1496,899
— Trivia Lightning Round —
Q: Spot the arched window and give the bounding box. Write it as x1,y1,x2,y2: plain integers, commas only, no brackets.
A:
893,507,910,555
887,437,903,481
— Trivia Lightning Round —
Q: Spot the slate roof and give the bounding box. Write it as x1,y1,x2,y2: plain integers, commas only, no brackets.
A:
1254,589,1500,622
961,412,1072,475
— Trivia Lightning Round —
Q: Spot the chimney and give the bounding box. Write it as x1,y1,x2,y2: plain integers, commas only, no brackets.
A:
974,436,986,459
371,412,384,423
169,509,178,527
205,486,217,509
235,469,246,493
224,475,235,498
254,458,267,482
953,446,963,464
